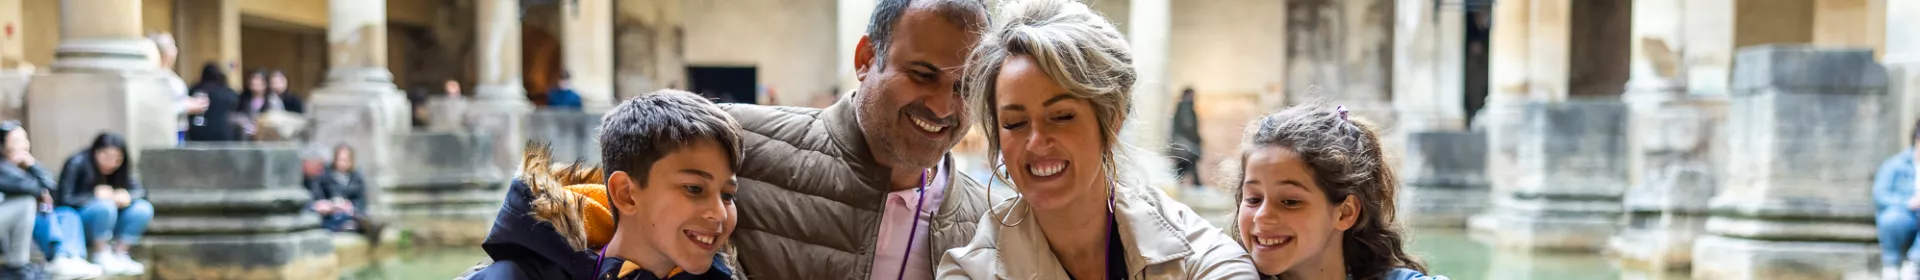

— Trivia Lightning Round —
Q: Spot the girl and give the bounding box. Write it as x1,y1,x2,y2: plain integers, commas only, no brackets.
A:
936,0,1256,278
55,132,151,276
1230,105,1445,280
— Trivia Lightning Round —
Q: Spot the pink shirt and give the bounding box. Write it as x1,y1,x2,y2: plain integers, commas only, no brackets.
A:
869,162,949,280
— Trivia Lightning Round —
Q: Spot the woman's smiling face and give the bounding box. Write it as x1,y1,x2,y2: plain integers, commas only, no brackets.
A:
991,54,1109,211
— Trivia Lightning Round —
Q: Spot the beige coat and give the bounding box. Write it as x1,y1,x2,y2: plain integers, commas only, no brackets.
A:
937,185,1260,279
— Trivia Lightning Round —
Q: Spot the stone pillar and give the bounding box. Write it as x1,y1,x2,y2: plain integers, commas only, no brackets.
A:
136,146,337,279
175,0,240,86
1467,0,1532,236
1609,0,1718,272
26,0,177,171
1127,0,1176,192
387,133,507,246
1391,0,1484,228
563,0,615,112
470,0,531,174
0,0,30,122
837,0,876,96
1691,46,1888,280
1889,0,1920,152
307,0,411,216
1284,0,1394,125
1479,101,1628,251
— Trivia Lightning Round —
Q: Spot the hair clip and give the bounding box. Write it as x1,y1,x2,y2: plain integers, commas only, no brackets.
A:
1336,105,1349,121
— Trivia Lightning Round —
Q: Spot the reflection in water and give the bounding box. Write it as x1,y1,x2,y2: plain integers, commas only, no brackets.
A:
359,227,1683,279
1408,227,1665,280
345,247,487,280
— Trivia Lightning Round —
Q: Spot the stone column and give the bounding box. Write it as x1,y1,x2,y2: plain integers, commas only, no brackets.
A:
387,133,507,246
470,0,531,174
563,0,615,112
176,0,240,86
1127,0,1181,198
1284,0,1394,125
1691,46,1887,280
1889,0,1920,152
0,0,30,122
26,0,177,171
307,0,411,216
1392,0,1485,228
1467,0,1532,235
1609,0,1718,272
136,146,338,279
837,0,876,96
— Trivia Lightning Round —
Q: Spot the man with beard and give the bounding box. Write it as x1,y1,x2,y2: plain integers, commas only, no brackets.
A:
717,0,999,279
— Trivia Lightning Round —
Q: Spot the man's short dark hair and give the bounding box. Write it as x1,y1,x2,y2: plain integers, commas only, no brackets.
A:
598,90,743,187
866,0,989,65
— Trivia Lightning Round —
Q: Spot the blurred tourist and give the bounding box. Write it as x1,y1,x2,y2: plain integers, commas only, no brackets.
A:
427,79,470,132
546,71,582,111
267,70,305,114
53,133,149,276
1875,120,1920,280
0,122,91,279
149,33,208,145
1170,87,1204,189
185,63,241,142
309,145,382,239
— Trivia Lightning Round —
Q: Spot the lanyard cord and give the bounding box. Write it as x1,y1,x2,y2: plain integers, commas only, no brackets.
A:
894,169,933,280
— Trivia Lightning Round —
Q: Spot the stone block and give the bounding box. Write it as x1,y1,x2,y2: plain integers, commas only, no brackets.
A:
0,70,28,122
26,71,178,175
1512,101,1630,198
467,99,532,174
386,133,509,246
1690,235,1878,280
134,147,338,279
1398,131,1488,227
1693,46,1891,280
141,230,338,280
1609,213,1709,272
525,110,603,163
1731,45,1888,93
306,80,412,202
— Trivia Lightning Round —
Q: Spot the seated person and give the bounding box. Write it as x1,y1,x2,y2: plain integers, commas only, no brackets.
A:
461,90,745,280
309,145,370,233
54,133,150,276
1878,120,1920,279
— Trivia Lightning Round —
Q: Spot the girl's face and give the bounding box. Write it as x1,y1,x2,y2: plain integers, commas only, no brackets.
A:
4,129,28,157
332,149,354,171
93,147,123,175
1236,146,1357,275
991,54,1110,212
270,74,289,92
248,75,268,92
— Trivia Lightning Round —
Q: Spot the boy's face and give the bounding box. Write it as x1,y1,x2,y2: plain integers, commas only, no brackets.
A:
609,140,738,274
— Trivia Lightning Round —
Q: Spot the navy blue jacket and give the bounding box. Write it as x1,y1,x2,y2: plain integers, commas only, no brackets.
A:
466,180,603,279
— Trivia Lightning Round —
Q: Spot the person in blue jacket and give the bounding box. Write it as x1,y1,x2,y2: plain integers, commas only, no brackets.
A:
1877,120,1920,280
547,71,583,111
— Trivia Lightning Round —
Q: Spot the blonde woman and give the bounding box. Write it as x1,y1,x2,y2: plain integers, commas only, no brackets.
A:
936,0,1258,278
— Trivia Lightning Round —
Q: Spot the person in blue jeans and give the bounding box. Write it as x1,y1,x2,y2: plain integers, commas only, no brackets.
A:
1877,121,1920,280
53,133,150,276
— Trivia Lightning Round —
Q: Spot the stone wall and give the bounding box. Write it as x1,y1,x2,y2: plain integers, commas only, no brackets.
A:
525,110,603,163
136,145,338,280
386,132,508,246
1472,101,1629,251
1398,131,1488,228
681,0,837,106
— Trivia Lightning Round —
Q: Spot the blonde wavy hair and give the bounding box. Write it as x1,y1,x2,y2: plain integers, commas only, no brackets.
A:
961,0,1159,221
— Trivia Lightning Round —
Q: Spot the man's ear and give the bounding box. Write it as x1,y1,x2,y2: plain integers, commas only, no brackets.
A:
855,35,877,82
1334,194,1360,231
607,171,640,216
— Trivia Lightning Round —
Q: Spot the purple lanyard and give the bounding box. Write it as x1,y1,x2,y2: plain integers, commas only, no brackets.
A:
894,170,933,280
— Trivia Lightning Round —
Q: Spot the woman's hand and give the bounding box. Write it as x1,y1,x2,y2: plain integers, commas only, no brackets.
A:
38,189,51,205
93,185,113,200
311,200,334,214
112,189,131,208
334,198,354,215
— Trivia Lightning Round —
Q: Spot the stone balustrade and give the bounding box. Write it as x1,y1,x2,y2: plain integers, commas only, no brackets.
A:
384,132,508,246
1398,131,1489,228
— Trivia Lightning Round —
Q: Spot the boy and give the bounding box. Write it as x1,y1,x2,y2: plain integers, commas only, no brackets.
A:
465,90,744,280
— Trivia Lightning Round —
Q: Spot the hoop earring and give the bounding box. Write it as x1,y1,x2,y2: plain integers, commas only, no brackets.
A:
992,162,1030,227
